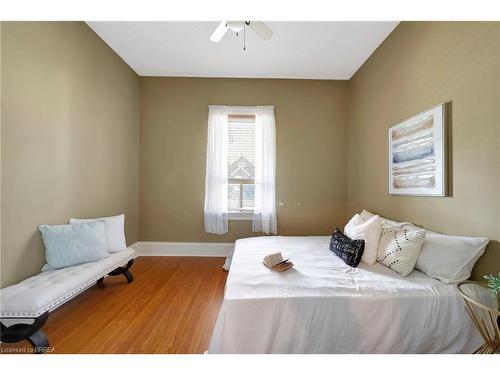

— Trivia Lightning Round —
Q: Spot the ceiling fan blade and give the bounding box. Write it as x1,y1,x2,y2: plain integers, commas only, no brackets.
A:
210,21,228,42
249,21,273,41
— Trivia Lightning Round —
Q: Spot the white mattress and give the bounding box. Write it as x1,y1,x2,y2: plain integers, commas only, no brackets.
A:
208,236,482,353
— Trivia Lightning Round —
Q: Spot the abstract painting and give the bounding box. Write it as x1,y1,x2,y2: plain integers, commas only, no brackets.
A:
388,103,447,196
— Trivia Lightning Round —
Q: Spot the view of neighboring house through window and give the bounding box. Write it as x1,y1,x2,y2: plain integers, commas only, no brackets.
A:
228,114,255,212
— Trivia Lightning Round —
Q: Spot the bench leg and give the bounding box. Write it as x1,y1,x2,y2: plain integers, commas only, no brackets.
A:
0,311,50,354
122,268,134,283
99,259,134,284
28,329,50,353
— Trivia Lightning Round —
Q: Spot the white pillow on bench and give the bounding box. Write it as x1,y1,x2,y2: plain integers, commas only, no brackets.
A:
70,214,126,252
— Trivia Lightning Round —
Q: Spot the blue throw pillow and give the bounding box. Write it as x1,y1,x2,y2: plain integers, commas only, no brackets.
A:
39,221,109,271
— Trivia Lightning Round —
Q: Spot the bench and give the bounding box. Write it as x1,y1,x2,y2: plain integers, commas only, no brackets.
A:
0,248,136,353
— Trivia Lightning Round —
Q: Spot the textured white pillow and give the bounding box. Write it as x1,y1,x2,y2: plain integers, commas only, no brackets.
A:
344,214,381,265
377,224,426,277
415,231,488,284
70,214,126,253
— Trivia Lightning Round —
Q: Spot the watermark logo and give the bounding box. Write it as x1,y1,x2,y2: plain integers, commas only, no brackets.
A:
0,346,56,354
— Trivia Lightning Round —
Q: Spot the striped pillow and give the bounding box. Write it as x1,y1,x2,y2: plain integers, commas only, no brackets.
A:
377,224,426,277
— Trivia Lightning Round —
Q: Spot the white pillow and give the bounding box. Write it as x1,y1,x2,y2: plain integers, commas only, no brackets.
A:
360,209,409,227
344,214,381,265
70,214,126,252
377,224,426,277
415,231,488,284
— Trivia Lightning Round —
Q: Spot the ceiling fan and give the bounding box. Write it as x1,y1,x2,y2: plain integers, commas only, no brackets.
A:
209,21,273,50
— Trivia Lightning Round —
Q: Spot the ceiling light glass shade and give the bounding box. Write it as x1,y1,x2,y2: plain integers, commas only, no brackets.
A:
227,21,245,33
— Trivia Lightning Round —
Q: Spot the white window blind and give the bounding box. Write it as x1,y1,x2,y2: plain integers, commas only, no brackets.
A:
227,115,255,212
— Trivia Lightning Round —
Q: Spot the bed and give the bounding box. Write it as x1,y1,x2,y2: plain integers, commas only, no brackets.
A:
208,236,482,353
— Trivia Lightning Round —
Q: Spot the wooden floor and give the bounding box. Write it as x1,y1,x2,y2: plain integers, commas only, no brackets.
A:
1,257,228,354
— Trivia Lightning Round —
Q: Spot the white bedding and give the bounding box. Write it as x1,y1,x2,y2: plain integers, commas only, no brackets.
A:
208,236,481,353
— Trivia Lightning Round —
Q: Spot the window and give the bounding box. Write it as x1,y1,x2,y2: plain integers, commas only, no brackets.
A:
204,105,277,234
227,114,255,217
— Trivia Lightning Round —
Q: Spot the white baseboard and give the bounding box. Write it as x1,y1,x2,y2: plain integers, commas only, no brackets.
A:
130,241,234,257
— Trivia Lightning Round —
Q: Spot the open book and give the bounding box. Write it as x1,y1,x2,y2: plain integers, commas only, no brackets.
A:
263,252,294,272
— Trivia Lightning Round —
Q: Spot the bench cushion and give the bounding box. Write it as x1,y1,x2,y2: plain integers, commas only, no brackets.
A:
1,248,136,318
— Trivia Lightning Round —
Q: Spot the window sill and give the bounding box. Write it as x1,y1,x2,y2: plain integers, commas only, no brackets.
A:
228,211,253,221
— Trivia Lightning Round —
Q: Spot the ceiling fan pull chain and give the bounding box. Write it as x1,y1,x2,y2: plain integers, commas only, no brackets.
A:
243,24,246,51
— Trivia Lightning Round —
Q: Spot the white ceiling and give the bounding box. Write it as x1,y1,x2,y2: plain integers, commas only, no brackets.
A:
87,21,399,80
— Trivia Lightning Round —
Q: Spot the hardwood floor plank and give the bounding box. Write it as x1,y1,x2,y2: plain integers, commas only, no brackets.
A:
0,257,227,354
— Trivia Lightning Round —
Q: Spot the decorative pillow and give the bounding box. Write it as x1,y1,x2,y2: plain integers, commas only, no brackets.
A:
360,209,409,227
377,224,426,277
415,231,488,284
39,221,108,271
70,214,126,252
329,228,365,267
344,214,381,265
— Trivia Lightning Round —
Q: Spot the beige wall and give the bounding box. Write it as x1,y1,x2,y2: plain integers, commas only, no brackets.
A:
1,22,140,287
1,21,497,286
140,77,348,242
347,22,500,279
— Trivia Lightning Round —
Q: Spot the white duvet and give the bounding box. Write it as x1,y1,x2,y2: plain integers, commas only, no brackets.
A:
208,236,481,353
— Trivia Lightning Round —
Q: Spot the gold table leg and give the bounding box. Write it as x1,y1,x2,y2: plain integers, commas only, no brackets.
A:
473,342,498,354
465,301,499,354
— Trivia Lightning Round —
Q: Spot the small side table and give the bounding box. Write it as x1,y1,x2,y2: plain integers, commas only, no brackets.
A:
458,281,499,354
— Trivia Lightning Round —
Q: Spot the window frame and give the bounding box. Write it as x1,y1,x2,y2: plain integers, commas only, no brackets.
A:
227,113,256,221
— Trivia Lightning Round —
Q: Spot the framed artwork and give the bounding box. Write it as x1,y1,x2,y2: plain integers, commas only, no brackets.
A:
388,103,448,196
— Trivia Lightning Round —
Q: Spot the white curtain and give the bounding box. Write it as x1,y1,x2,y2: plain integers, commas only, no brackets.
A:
252,106,277,234
204,106,229,235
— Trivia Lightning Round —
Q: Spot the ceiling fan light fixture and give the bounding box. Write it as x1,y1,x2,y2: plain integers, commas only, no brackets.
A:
226,21,245,33
209,21,273,48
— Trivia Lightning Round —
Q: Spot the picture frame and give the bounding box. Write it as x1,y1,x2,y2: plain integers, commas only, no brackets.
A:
388,103,448,196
